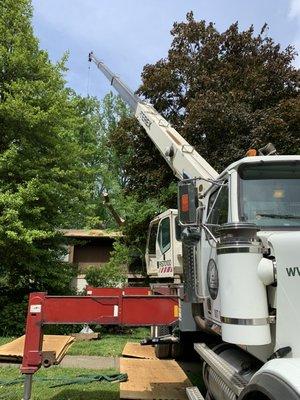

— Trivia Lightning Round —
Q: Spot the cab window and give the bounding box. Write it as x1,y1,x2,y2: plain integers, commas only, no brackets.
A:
147,221,159,254
175,217,182,241
238,162,300,228
158,217,171,253
206,184,228,234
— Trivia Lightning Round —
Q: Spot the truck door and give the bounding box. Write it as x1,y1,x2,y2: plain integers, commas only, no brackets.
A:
202,181,229,323
156,217,173,278
145,220,159,276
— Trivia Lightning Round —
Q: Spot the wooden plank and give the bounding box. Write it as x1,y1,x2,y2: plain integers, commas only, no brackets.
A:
122,342,158,359
0,335,74,364
120,358,190,399
71,332,100,341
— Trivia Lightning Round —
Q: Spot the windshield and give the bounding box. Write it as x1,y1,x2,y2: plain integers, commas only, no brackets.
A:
238,162,300,228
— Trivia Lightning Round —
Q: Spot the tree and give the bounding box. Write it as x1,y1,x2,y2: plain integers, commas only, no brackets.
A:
0,0,99,334
110,13,300,198
108,12,300,264
81,92,131,229
85,241,128,288
84,93,168,271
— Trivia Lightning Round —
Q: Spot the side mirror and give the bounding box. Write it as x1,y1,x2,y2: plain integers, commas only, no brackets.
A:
178,181,198,226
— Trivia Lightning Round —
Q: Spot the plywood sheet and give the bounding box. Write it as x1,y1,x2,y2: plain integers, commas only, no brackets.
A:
71,332,100,341
120,358,190,399
122,342,157,359
0,335,74,363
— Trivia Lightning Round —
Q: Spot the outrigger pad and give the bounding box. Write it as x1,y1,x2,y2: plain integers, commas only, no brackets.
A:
120,358,191,399
0,335,74,364
122,342,158,360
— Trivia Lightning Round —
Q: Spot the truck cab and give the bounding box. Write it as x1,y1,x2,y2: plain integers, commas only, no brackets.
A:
145,209,182,280
180,155,300,353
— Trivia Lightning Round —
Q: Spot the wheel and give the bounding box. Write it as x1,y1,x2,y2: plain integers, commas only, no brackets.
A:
240,392,270,400
154,325,171,359
171,342,182,359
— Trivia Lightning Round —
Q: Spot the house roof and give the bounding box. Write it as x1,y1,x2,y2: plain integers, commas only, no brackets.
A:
60,229,122,239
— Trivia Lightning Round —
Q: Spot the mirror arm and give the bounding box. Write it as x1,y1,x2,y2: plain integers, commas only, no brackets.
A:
201,223,218,244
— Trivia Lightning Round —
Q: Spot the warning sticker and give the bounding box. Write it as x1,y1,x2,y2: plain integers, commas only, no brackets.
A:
30,304,42,313
158,260,174,277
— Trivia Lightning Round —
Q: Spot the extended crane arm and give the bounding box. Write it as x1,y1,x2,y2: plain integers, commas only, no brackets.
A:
89,52,218,188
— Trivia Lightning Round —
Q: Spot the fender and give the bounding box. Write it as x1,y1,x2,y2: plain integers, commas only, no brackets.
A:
239,359,300,400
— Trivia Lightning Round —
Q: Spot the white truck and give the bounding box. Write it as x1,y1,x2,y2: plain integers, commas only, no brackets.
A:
89,51,300,400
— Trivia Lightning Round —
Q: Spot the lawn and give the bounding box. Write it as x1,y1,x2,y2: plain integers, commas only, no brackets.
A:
68,327,150,357
0,337,15,346
0,366,119,400
0,327,150,358
0,328,204,398
0,329,149,399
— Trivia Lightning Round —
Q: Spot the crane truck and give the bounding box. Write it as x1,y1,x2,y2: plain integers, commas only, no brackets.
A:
88,52,300,400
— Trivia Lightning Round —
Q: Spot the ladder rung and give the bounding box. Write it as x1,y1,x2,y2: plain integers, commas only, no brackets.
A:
186,386,205,400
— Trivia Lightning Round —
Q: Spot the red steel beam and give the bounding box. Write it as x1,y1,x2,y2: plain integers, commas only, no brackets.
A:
43,296,120,324
86,286,151,296
21,291,178,375
121,296,178,325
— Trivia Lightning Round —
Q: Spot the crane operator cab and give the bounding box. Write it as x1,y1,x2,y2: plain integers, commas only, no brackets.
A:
145,209,183,281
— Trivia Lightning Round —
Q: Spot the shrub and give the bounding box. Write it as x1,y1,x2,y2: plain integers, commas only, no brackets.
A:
85,263,127,288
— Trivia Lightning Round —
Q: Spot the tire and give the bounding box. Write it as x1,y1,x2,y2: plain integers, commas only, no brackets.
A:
154,325,171,359
240,393,271,400
171,342,182,359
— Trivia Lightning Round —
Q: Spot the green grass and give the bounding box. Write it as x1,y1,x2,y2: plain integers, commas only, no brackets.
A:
0,328,150,358
0,329,149,399
68,327,150,357
0,337,14,346
0,366,119,400
0,329,206,398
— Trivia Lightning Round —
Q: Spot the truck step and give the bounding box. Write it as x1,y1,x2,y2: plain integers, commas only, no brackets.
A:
194,343,247,396
186,386,205,400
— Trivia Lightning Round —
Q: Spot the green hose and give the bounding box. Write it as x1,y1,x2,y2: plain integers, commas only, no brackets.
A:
0,372,128,389
49,373,128,387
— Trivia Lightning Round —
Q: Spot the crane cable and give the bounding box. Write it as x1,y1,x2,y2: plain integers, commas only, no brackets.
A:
86,60,91,97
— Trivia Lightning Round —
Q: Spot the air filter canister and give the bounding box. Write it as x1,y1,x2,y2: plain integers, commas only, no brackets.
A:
217,223,271,345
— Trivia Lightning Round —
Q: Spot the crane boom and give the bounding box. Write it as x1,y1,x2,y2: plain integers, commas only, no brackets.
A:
89,52,218,187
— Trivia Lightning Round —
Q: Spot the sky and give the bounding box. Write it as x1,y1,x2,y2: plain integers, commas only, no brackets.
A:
32,0,300,100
